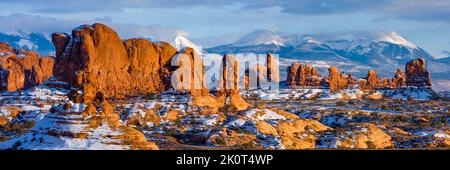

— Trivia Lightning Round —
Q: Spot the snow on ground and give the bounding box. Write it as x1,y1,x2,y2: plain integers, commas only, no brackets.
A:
0,108,131,150
216,108,290,149
0,107,11,117
413,130,450,139
0,80,68,104
242,87,435,101
319,89,364,100
380,87,434,100
244,109,286,121
437,91,450,99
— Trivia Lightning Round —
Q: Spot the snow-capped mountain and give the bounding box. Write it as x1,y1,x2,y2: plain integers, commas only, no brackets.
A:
437,57,450,64
232,29,285,46
207,30,285,55
206,29,450,91
173,35,203,55
0,31,54,56
207,30,435,71
208,30,432,64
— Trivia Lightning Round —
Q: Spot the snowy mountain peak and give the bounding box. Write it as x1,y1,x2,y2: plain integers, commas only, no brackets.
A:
233,29,284,46
0,30,54,56
374,31,417,49
303,36,322,45
174,35,203,54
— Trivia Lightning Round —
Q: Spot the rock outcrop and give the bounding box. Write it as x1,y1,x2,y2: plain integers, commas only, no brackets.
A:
391,68,407,88
287,62,321,88
267,53,280,84
52,24,177,98
53,23,250,111
406,58,431,87
365,70,379,89
346,123,393,149
285,58,432,92
359,68,409,90
327,66,354,92
0,43,54,92
216,54,252,111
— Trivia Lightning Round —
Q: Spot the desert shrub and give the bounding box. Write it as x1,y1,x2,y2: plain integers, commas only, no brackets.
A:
347,100,357,105
366,141,376,149
189,134,208,145
0,135,8,142
239,141,258,150
231,126,244,134
219,106,237,115
336,101,347,107
214,136,227,145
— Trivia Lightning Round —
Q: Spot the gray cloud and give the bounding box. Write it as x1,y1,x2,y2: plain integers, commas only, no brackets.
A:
0,0,241,13
94,16,113,23
0,13,187,42
1,0,449,22
0,13,82,33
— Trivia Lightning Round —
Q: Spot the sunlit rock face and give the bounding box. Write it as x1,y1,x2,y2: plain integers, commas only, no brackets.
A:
0,42,54,92
406,58,432,87
51,23,177,98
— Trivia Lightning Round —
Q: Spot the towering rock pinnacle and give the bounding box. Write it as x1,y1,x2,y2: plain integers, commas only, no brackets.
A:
391,68,407,88
217,54,252,111
287,62,321,88
328,66,350,92
405,58,431,87
366,69,379,89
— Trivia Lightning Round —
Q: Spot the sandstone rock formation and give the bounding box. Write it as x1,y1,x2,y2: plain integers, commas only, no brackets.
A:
276,118,331,149
216,54,252,111
391,68,407,88
0,43,54,92
406,58,431,87
52,23,251,111
168,49,250,110
0,42,14,53
51,23,177,98
361,68,409,89
286,62,321,88
285,58,432,92
266,53,280,84
327,66,354,92
243,53,279,90
365,69,379,89
347,123,393,149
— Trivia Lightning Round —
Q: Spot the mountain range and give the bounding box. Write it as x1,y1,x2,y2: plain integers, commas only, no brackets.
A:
206,30,450,91
0,31,54,56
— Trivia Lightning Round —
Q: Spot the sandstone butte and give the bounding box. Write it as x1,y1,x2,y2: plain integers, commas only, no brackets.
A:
0,42,54,92
286,58,432,92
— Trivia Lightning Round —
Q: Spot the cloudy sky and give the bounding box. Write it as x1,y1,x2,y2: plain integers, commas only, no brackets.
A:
0,0,449,58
